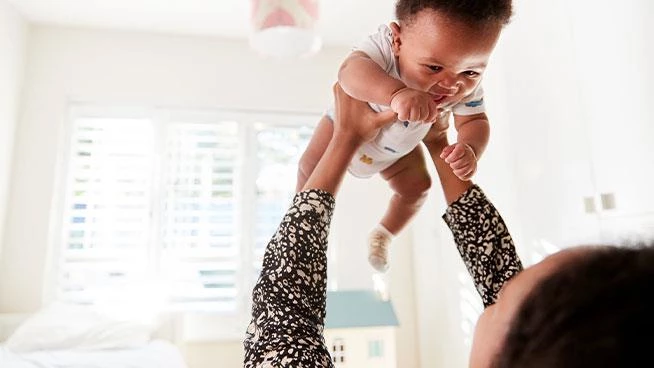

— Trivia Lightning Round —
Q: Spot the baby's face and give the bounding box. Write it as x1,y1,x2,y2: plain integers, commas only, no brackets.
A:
391,10,502,108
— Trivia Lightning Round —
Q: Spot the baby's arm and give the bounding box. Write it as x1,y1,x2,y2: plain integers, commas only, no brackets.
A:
440,113,490,180
338,51,405,106
338,52,440,123
454,112,490,158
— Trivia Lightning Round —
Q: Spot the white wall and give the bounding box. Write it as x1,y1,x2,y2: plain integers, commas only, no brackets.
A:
413,0,654,367
413,0,595,362
0,25,344,312
0,0,28,261
0,25,421,367
333,175,420,368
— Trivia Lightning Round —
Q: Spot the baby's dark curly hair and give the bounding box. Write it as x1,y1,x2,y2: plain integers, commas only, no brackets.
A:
395,0,513,26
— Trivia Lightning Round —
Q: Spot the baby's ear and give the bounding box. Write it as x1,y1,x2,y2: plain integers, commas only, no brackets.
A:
389,22,402,54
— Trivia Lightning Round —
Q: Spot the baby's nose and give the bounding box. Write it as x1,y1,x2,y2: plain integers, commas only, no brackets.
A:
436,79,459,92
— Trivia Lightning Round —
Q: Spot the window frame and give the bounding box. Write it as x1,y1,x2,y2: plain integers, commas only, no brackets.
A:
46,103,319,340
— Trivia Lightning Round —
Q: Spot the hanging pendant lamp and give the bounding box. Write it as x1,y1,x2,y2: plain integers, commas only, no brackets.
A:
250,0,322,59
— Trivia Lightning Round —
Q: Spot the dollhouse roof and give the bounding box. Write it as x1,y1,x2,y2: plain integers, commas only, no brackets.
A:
325,290,399,329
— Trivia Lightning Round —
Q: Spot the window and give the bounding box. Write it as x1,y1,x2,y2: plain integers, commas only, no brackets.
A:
332,338,346,364
368,339,384,358
55,106,315,316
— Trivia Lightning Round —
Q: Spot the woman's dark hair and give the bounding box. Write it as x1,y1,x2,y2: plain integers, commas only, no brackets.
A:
495,244,654,368
395,0,513,26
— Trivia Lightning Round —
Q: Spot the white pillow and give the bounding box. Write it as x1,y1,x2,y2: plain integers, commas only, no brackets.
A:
5,302,154,352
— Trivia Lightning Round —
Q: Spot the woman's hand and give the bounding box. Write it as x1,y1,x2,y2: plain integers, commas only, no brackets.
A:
301,84,397,194
332,83,397,143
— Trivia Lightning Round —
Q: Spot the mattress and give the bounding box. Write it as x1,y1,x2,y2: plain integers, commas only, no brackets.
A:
0,339,188,368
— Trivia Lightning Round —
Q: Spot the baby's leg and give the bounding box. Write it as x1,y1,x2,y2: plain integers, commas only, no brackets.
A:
379,147,432,234
296,116,334,192
368,147,432,271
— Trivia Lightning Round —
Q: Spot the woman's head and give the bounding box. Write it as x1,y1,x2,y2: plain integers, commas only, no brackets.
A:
471,244,654,368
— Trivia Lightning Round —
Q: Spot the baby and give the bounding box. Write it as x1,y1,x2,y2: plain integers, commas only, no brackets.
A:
297,0,512,272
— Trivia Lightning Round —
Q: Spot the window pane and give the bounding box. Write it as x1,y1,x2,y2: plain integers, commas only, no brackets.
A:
253,124,312,272
59,117,155,304
161,122,239,311
57,110,316,315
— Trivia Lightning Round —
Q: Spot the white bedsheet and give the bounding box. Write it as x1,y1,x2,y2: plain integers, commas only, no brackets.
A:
0,340,188,368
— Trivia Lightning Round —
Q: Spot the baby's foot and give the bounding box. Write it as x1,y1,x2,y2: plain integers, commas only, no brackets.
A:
368,226,393,272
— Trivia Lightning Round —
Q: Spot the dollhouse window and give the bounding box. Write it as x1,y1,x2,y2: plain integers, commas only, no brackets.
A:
332,338,346,363
368,339,384,358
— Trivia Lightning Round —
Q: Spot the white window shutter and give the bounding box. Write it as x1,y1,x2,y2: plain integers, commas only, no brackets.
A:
160,122,240,311
59,117,155,304
57,108,317,321
252,124,312,273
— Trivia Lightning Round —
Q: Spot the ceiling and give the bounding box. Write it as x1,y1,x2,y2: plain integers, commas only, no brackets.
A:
7,0,397,47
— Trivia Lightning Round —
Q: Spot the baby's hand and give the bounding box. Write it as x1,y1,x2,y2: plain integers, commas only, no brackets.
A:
390,87,440,123
440,142,477,180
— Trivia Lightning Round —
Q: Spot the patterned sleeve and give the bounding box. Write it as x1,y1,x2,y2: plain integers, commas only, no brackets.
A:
442,185,524,308
244,189,335,368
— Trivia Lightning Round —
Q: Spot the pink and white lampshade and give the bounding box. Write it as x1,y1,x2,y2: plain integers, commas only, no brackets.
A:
250,0,322,59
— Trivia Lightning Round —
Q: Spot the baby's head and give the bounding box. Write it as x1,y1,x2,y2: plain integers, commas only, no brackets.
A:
395,0,513,29
390,0,512,107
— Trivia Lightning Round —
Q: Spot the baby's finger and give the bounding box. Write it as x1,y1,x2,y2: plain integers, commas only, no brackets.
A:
450,159,471,171
397,109,409,122
444,144,465,163
418,105,427,122
408,107,417,122
461,166,476,180
440,144,456,159
409,106,422,121
429,100,438,118
453,166,472,179
424,102,438,123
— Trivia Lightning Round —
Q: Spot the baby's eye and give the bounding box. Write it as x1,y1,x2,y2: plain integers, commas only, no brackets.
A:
427,65,443,72
463,70,480,78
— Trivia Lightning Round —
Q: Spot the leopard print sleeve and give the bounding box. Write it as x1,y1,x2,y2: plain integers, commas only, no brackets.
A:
244,189,335,368
443,184,524,308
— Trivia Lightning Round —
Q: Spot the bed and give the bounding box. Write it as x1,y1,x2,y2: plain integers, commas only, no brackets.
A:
0,303,188,368
0,340,187,368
